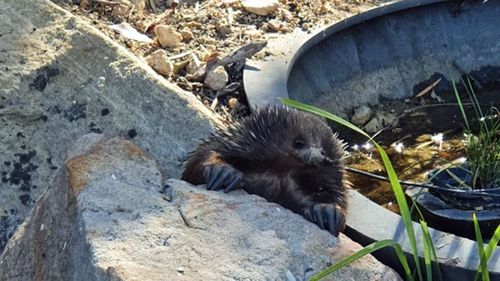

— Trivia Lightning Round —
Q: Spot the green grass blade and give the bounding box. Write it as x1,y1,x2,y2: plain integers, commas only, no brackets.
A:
473,213,489,281
282,99,373,139
445,169,472,190
375,147,423,281
309,240,414,281
412,203,442,281
483,225,500,263
452,81,470,131
420,221,432,281
475,224,500,281
425,226,443,281
283,98,423,281
465,76,485,122
420,220,442,281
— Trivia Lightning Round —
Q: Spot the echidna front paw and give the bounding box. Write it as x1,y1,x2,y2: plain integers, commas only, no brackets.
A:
203,164,243,193
303,203,345,237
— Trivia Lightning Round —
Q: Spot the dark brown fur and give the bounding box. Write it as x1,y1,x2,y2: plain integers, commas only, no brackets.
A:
182,106,349,234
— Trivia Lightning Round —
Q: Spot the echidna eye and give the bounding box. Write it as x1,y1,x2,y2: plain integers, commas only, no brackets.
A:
293,139,305,149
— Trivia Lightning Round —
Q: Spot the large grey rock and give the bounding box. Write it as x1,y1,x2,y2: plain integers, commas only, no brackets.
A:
0,136,401,281
0,0,220,252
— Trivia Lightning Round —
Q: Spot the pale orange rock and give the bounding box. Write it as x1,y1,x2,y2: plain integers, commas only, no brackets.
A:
240,0,279,16
154,25,183,48
145,49,174,76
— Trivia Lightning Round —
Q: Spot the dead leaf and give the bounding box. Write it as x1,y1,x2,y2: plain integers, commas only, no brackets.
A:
416,78,442,98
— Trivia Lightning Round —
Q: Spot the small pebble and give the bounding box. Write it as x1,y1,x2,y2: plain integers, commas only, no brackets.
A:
241,0,279,16
180,30,193,42
204,66,228,91
228,98,239,109
186,55,203,75
154,25,183,48
145,49,174,76
267,19,282,32
111,4,129,16
351,105,373,126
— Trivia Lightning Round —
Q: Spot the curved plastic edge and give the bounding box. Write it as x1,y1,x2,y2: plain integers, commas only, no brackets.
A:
243,0,448,110
346,189,500,279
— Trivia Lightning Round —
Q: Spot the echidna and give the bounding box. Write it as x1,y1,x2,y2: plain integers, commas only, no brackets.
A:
181,106,348,236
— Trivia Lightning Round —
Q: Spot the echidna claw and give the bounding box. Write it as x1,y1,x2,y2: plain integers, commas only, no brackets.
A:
304,203,345,237
203,164,243,193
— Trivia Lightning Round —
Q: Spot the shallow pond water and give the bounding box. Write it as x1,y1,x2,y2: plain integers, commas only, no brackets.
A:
345,135,466,213
336,87,499,214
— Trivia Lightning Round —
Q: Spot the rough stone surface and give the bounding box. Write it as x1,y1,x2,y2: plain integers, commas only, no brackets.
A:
241,0,279,16
378,112,398,127
363,112,398,134
154,25,183,48
351,105,373,126
145,49,174,76
364,117,383,134
0,136,402,281
0,0,220,253
204,66,229,91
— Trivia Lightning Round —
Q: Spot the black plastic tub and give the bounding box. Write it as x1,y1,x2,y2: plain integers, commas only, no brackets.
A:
408,183,500,240
406,166,500,239
244,0,500,279
428,167,500,210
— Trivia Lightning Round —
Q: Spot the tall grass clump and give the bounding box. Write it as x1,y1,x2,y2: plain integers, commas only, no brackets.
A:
452,78,500,189
282,98,500,281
